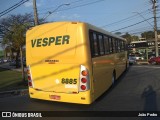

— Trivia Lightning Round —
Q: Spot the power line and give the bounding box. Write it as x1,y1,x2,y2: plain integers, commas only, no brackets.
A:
0,0,24,14
123,25,153,33
120,16,160,35
121,26,153,34
56,0,105,11
133,12,153,28
39,0,84,12
101,9,152,28
42,4,70,20
39,0,105,15
111,17,153,33
0,0,29,18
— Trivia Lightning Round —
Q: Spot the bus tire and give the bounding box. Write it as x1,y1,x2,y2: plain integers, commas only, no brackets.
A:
125,61,128,71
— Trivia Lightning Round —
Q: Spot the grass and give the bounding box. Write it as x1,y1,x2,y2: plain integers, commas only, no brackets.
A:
0,68,28,92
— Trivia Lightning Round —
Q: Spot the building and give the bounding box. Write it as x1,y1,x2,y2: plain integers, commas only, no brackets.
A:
128,39,160,60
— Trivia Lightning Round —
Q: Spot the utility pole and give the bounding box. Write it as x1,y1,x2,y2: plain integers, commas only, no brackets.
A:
152,0,159,57
33,0,39,25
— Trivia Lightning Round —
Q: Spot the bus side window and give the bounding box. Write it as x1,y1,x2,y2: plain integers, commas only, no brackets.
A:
109,37,113,53
104,36,109,54
98,35,104,55
121,41,125,51
123,41,127,51
112,38,116,53
89,31,97,57
117,39,120,52
115,39,118,53
93,33,99,56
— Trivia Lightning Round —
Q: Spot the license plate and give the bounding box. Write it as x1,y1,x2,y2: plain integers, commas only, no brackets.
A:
49,95,61,100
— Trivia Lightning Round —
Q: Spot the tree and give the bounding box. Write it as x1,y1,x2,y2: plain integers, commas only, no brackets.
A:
141,31,154,39
115,32,122,36
121,32,139,44
0,13,34,83
132,35,139,41
0,13,46,83
121,32,132,44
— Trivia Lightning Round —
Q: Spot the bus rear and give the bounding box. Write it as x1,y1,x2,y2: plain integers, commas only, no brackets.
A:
26,22,92,104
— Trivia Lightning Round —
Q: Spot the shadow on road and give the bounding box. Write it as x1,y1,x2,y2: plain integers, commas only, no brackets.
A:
141,85,157,111
141,85,159,120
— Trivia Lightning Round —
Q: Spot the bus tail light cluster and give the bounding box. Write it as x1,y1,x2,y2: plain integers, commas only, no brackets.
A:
27,66,33,88
79,65,90,91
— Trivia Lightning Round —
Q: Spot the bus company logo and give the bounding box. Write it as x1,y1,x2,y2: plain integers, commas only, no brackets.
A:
31,35,70,48
2,112,11,117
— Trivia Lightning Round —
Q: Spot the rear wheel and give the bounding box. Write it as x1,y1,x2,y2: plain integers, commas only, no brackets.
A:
125,61,129,71
112,71,116,85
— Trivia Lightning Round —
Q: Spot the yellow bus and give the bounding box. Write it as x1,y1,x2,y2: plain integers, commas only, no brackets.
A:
26,21,128,104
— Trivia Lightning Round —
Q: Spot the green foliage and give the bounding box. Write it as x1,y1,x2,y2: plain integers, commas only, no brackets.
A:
121,32,139,44
0,13,34,50
0,51,4,58
115,32,122,36
141,31,154,39
141,30,160,39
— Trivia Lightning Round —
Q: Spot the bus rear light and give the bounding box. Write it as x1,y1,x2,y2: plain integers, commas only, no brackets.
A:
28,76,31,80
81,78,87,83
81,70,88,76
28,82,32,87
79,65,90,92
81,85,86,90
27,70,30,74
27,66,34,88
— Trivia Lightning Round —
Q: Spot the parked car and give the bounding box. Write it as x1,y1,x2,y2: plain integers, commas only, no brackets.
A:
3,59,8,62
9,59,25,67
148,56,160,65
129,55,136,65
9,60,16,66
135,55,144,60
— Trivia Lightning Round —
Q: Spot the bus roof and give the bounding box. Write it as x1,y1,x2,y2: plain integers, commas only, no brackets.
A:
29,21,126,42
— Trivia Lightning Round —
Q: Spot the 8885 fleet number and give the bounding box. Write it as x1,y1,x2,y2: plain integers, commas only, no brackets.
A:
61,78,77,84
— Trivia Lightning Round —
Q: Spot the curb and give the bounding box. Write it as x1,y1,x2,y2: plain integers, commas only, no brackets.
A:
0,89,28,98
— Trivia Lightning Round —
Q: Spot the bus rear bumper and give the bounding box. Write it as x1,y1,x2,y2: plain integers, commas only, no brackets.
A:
29,88,92,104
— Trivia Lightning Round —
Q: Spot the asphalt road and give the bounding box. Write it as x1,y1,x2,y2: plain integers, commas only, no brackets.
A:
0,64,160,120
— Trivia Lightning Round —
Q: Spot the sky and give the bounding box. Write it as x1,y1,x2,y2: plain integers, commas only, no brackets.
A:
0,0,160,37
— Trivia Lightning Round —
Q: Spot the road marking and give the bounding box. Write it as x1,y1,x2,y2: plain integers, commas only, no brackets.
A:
132,65,160,69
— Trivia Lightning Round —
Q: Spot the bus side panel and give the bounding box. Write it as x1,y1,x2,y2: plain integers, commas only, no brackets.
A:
78,23,94,103
114,52,127,79
92,55,115,100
